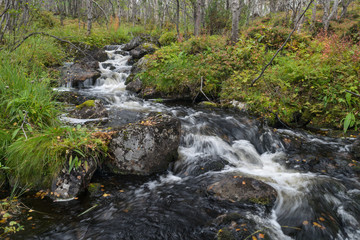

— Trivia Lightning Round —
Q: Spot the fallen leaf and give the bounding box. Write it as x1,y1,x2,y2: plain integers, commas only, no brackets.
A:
235,228,241,232
28,209,34,213
303,220,309,225
259,233,265,239
313,222,322,228
102,193,111,197
319,217,325,222
252,236,257,240
27,217,33,220
242,181,246,185
119,190,124,193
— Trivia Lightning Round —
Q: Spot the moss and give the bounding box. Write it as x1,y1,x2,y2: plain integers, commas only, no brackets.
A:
217,229,235,240
199,101,219,108
76,100,95,109
221,213,242,224
249,197,271,205
88,183,101,196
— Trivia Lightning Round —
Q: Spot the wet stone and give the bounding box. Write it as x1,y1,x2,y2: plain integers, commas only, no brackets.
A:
207,174,277,207
108,114,181,175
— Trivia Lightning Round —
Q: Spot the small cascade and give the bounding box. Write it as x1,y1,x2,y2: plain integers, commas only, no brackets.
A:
16,45,360,240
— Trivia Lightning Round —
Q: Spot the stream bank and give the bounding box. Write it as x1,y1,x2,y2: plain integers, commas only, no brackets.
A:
10,40,360,240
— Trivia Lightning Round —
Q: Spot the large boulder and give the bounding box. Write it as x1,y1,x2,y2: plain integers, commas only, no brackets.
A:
70,100,108,119
61,61,100,88
51,157,97,200
108,114,181,175
207,174,277,207
130,43,158,60
125,56,149,86
125,77,143,93
122,35,159,51
53,91,97,106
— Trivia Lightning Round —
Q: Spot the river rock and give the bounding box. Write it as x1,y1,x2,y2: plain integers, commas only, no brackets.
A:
351,138,360,160
207,174,277,207
130,43,158,60
54,91,97,105
51,157,97,200
61,61,101,88
122,35,160,51
125,77,143,93
125,57,149,85
108,114,181,175
70,100,108,119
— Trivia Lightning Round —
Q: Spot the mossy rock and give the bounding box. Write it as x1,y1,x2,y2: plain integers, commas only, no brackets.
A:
199,101,219,108
76,100,95,109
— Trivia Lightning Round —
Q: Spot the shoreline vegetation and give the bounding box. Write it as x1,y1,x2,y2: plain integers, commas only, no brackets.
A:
0,0,359,236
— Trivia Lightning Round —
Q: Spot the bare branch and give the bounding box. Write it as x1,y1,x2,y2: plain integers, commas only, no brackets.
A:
10,32,95,61
346,90,360,98
251,0,314,87
91,0,110,28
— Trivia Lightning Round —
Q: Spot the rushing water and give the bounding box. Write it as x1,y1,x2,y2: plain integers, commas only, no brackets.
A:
15,46,360,240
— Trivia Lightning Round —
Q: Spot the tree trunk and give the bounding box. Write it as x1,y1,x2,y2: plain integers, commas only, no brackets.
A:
322,0,339,31
311,0,317,29
194,0,203,36
231,0,241,43
175,0,180,39
340,0,352,19
86,0,93,35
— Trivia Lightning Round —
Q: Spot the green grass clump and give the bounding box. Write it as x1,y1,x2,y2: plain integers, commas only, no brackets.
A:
137,27,360,129
6,125,107,187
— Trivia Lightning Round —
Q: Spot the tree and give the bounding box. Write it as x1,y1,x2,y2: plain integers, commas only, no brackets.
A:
321,0,339,31
87,0,93,35
231,0,242,43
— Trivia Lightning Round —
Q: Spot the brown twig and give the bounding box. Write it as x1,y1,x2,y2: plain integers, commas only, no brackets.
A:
251,0,314,86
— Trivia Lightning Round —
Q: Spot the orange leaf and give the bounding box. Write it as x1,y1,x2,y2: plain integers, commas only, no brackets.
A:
259,233,265,238
102,193,111,197
242,181,246,185
313,222,322,228
319,217,325,222
27,217,33,220
252,236,258,240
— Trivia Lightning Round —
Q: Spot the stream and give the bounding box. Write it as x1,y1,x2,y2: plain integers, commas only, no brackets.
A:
14,46,360,240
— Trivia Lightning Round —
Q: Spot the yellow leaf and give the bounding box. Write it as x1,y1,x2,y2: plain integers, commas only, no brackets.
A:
319,217,325,222
102,193,111,197
313,222,322,228
28,209,34,213
27,217,33,220
0,218,6,223
303,220,309,225
252,236,258,240
119,190,124,193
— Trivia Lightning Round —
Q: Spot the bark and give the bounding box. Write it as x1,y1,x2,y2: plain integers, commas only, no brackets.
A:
87,0,93,35
311,0,317,28
194,0,204,36
175,0,180,38
340,0,352,19
231,0,241,43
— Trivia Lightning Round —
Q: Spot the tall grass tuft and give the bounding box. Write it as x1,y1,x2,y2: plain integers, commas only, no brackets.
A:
6,126,107,187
